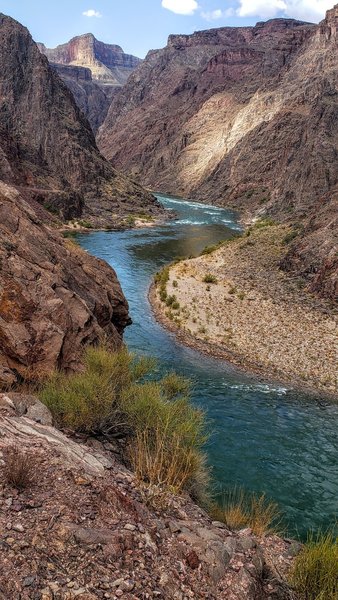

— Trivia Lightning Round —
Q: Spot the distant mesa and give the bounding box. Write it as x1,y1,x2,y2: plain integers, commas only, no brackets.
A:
37,33,141,91
38,34,142,131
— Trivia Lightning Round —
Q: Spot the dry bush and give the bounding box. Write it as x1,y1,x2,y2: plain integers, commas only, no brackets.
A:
130,428,205,494
212,487,281,537
2,445,37,489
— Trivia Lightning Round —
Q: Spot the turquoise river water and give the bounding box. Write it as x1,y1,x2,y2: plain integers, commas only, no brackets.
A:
77,195,338,538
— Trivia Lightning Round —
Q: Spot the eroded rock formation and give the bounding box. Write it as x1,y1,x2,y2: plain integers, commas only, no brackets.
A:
38,34,141,130
0,14,159,227
99,10,338,299
0,182,130,387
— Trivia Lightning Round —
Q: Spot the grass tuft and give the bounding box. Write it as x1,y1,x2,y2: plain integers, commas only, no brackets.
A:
203,274,218,284
289,532,338,600
212,487,281,537
2,445,37,489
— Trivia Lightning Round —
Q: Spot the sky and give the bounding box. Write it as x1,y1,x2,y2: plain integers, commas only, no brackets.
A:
0,0,334,57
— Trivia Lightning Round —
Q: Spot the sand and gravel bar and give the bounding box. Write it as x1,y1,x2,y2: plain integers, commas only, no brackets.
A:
150,224,337,397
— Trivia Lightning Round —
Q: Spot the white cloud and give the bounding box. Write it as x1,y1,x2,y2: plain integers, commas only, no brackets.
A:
201,8,235,20
161,0,199,15
237,0,286,19
283,0,333,21
236,0,332,21
82,9,102,18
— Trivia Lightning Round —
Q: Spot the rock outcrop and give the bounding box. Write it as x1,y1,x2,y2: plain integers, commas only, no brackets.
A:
0,182,130,387
0,14,159,228
38,34,141,130
0,394,296,599
99,10,338,299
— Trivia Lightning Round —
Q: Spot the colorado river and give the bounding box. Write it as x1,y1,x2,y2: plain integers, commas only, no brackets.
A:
76,194,338,538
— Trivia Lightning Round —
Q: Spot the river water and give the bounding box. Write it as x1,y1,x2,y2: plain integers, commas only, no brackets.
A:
77,194,338,538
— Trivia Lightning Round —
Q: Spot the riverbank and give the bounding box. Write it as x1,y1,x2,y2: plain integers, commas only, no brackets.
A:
150,223,337,397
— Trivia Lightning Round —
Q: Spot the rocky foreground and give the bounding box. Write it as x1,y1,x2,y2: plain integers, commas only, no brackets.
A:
151,224,337,396
0,393,298,600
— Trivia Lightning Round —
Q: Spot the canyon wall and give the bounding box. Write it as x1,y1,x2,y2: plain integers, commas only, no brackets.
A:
98,11,338,300
0,14,158,227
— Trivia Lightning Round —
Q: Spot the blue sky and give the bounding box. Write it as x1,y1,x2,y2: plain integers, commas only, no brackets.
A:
0,0,333,57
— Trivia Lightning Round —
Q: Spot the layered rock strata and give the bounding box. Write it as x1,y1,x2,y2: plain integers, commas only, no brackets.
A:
38,34,142,130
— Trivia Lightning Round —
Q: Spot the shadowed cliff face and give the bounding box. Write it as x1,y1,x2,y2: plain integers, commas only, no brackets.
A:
98,11,338,300
50,63,111,133
0,183,131,387
0,14,159,227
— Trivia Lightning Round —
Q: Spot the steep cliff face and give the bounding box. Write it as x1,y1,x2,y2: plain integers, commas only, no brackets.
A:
98,10,338,300
50,63,110,133
0,14,158,227
0,182,130,387
98,18,314,190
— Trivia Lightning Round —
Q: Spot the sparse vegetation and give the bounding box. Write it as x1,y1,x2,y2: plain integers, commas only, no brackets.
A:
125,215,136,227
212,487,281,537
2,445,37,489
252,217,276,229
39,347,208,499
203,274,218,284
155,266,170,303
78,220,93,229
283,224,304,245
289,532,338,600
166,294,177,307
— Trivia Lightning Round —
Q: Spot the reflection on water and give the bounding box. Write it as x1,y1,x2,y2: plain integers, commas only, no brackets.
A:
76,194,338,538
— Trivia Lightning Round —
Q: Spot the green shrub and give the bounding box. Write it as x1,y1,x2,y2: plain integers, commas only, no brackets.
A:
39,347,208,499
172,280,178,288
166,294,177,307
154,267,170,287
78,220,93,229
125,215,136,227
289,532,338,600
203,274,218,284
252,218,276,229
159,289,168,302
